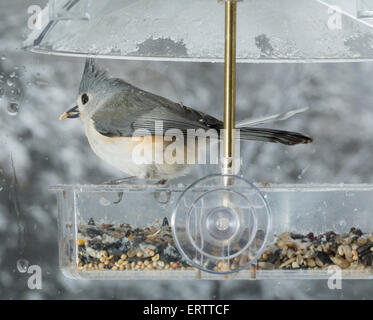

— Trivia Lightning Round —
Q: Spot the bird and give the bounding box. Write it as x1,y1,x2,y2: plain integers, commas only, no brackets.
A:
59,58,313,183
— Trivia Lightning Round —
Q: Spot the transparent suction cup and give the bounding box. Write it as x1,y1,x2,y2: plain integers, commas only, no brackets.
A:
172,174,272,274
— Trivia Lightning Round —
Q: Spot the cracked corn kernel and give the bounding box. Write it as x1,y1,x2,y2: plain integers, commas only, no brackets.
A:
337,246,344,256
292,261,300,269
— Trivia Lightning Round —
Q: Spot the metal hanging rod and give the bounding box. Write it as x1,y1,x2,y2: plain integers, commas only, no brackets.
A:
223,0,239,175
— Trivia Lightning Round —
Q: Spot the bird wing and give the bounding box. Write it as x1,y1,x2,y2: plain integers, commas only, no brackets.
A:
92,81,312,145
92,83,222,137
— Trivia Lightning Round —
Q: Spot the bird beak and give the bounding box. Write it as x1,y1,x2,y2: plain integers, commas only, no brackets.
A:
59,106,80,120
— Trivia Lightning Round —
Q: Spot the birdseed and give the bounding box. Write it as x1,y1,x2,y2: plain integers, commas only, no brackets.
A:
258,228,373,271
76,219,373,272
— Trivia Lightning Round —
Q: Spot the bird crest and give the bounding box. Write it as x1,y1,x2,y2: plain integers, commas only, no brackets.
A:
79,58,109,94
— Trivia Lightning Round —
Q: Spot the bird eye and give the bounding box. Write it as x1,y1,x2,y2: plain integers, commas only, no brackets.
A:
81,93,89,105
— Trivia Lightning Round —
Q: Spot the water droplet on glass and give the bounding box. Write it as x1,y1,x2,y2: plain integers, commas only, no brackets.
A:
7,79,14,87
9,72,16,78
1,56,6,61
0,186,3,192
16,259,29,273
7,102,19,116
0,88,4,97
99,197,111,206
9,90,21,102
339,220,347,228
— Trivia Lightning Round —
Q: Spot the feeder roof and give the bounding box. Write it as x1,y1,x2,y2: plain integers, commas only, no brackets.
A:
24,0,373,62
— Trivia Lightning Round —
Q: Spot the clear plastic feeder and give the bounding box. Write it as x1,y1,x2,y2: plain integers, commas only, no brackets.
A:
24,0,373,62
52,181,373,280
38,0,373,281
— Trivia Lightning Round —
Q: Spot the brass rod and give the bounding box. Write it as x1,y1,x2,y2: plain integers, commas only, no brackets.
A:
223,0,237,175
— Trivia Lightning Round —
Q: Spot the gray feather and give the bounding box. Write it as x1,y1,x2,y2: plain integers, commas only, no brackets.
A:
79,58,121,94
239,127,313,145
236,107,309,127
86,58,313,146
92,80,219,137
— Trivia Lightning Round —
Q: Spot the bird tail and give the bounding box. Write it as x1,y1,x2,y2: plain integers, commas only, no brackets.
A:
239,127,313,146
236,107,309,128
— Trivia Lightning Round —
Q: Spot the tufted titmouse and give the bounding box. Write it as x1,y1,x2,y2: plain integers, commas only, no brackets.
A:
60,59,312,181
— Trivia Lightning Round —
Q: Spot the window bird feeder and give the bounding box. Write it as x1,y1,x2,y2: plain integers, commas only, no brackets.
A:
24,0,373,279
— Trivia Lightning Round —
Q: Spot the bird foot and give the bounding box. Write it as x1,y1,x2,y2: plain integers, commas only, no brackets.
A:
102,176,137,205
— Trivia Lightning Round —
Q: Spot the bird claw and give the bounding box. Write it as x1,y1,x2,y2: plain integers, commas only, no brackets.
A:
102,177,135,205
113,192,124,204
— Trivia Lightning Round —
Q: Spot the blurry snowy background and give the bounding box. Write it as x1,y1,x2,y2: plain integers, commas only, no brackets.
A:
1,0,373,299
